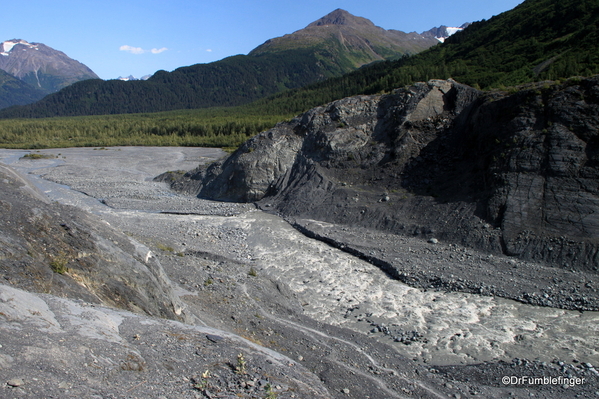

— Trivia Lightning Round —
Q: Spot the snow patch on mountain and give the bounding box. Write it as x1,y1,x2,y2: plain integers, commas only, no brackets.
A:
445,27,463,36
117,75,152,81
1,39,38,56
435,27,464,42
421,24,470,43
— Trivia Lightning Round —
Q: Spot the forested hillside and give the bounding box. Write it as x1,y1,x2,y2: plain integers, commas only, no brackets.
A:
0,10,435,119
0,69,46,109
0,50,333,118
246,0,599,116
1,0,598,150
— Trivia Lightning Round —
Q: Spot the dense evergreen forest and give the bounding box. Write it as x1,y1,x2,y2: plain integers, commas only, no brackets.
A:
0,107,293,149
0,50,337,118
1,0,598,150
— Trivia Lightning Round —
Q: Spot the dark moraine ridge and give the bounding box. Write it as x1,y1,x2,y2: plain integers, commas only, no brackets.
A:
160,77,599,310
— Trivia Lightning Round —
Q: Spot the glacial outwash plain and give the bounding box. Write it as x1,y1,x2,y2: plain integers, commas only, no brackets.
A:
1,0,599,397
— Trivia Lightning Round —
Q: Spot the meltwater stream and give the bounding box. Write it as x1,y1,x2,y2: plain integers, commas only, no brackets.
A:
1,147,598,367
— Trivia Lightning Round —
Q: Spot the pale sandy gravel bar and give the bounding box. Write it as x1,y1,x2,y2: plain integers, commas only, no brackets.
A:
0,146,253,214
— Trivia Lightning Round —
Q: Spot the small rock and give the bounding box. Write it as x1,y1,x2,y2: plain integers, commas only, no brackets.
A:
7,378,24,387
342,388,350,394
428,238,438,244
206,334,223,343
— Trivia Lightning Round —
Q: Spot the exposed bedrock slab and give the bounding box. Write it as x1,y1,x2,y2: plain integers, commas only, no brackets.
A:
0,284,331,399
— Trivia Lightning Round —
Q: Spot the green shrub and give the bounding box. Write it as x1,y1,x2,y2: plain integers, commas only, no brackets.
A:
21,153,55,160
49,256,68,274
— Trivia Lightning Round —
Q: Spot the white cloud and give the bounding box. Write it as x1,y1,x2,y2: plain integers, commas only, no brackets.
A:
206,49,213,52
120,45,145,54
120,45,168,55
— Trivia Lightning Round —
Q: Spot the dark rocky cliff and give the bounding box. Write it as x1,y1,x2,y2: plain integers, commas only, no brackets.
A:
171,77,599,272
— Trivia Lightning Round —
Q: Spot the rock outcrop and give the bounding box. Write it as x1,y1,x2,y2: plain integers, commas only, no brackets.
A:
0,163,185,321
0,283,331,398
175,77,599,272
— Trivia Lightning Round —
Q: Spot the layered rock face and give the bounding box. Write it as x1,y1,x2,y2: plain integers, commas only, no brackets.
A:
184,77,599,271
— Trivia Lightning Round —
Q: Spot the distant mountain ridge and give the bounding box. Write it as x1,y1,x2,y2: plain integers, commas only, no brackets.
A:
0,39,99,108
0,39,99,93
421,23,471,42
250,9,437,67
117,75,152,81
240,0,599,119
0,10,440,117
0,68,46,109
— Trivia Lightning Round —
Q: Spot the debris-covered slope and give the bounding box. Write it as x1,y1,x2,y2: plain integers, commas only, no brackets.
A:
177,77,599,273
0,163,184,320
0,283,331,398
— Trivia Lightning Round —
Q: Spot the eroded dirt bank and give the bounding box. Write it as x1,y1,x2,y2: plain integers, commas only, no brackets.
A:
0,147,597,398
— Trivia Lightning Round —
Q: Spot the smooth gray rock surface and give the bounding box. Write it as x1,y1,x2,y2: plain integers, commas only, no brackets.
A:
0,284,330,399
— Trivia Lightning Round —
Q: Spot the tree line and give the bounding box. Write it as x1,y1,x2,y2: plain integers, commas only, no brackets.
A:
1,0,598,150
0,107,293,149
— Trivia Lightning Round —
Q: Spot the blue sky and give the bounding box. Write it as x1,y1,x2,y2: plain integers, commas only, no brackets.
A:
3,0,523,80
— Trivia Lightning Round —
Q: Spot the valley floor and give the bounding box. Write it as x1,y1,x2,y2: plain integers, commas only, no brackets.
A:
0,147,597,398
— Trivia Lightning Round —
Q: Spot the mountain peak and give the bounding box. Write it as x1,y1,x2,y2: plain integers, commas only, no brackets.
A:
421,24,470,43
249,9,437,68
1,39,39,56
308,9,374,28
0,38,99,94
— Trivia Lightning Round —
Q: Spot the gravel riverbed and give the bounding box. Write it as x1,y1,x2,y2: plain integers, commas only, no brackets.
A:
1,146,597,398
